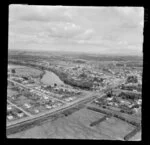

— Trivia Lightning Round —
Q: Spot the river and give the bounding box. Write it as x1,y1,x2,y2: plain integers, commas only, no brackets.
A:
8,64,27,69
41,70,64,86
8,64,64,86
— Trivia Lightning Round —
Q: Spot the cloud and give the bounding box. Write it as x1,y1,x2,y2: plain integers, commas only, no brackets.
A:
45,22,82,38
9,5,72,23
114,7,144,27
115,7,135,15
9,5,95,43
42,22,94,42
9,5,143,55
77,29,94,40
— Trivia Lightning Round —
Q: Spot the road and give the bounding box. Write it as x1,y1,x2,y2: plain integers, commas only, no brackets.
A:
7,79,104,128
7,93,99,135
8,79,66,104
7,100,32,117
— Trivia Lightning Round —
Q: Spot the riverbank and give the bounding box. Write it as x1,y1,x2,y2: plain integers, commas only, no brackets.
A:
8,60,93,90
40,70,64,86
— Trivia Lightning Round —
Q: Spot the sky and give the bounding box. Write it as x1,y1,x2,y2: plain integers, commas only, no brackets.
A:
9,5,144,55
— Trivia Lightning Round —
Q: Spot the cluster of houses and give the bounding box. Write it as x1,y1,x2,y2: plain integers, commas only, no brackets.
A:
50,62,141,92
7,103,26,121
94,91,142,115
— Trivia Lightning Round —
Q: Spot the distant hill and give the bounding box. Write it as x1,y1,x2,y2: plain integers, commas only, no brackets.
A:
8,49,143,62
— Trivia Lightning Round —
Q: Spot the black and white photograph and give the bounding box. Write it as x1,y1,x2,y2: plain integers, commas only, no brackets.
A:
7,5,143,141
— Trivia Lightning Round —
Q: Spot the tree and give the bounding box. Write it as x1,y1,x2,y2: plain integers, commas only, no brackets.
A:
79,73,87,78
22,76,28,80
106,89,113,97
93,77,104,83
46,85,51,90
11,69,16,73
126,75,138,83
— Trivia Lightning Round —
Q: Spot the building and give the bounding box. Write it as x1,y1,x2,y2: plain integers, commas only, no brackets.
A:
34,109,39,113
24,103,31,108
120,100,131,106
7,115,13,120
45,105,52,109
137,99,142,105
17,112,24,117
43,95,49,100
7,105,12,110
106,97,113,101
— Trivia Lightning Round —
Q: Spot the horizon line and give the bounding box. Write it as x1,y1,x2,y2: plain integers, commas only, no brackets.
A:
8,48,143,57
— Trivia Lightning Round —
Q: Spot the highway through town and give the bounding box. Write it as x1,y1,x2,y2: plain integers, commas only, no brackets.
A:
8,79,67,104
7,92,101,135
7,79,105,131
7,100,32,117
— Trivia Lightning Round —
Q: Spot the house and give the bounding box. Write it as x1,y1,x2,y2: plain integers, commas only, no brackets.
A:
114,103,119,107
133,108,139,113
120,100,131,105
128,104,135,108
107,97,113,101
108,102,113,106
34,109,39,113
56,103,62,106
45,105,52,109
43,95,49,100
30,89,34,93
65,98,70,102
137,99,142,105
7,106,12,110
7,115,13,120
17,112,24,117
24,103,31,108
133,89,138,93
52,104,57,108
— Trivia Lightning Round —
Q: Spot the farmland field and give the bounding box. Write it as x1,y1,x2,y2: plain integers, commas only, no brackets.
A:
95,117,134,139
8,64,43,77
7,108,133,140
129,131,141,141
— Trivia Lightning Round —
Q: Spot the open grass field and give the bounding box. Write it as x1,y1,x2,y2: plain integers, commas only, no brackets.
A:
7,88,18,96
7,107,133,140
8,64,43,77
15,67,42,77
129,131,141,141
95,117,134,139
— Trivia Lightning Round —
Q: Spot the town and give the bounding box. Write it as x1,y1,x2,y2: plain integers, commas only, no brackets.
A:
7,50,142,140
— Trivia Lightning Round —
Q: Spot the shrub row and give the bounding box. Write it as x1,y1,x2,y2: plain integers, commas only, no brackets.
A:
87,107,140,127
